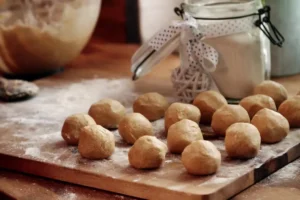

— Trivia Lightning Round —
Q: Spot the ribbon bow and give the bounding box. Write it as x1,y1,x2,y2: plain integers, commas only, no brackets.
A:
149,12,219,73
149,12,257,73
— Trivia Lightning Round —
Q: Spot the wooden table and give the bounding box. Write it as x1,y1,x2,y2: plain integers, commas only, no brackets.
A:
1,43,300,200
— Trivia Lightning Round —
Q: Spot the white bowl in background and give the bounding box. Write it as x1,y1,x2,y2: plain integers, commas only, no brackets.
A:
0,0,101,75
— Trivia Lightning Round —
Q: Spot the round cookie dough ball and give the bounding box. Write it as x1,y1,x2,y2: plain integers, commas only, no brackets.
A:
240,94,277,119
78,125,115,159
61,113,96,145
254,80,288,108
133,92,169,121
279,96,300,128
251,108,289,143
167,119,203,154
88,99,125,129
225,123,261,159
128,136,168,169
193,91,227,124
165,103,201,130
182,140,221,175
118,113,153,144
211,105,250,136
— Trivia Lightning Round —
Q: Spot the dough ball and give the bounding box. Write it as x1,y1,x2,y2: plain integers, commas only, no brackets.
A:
225,123,261,159
211,105,250,136
278,96,300,128
88,99,126,129
167,119,203,154
182,140,221,175
193,91,227,124
128,136,167,169
165,103,201,130
240,94,277,119
133,92,169,121
61,113,96,145
118,113,153,144
254,80,288,108
78,125,115,159
251,108,289,143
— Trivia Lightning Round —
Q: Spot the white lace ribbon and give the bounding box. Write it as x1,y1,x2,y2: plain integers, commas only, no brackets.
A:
149,13,257,73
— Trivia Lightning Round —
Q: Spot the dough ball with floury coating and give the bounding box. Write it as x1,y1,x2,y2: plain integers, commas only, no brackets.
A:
251,108,289,143
133,92,169,121
193,91,227,124
254,80,288,108
165,102,201,130
225,123,261,159
167,119,203,154
182,140,221,175
88,99,126,129
240,94,277,119
78,125,115,159
211,105,250,136
128,136,168,169
118,113,153,144
61,113,96,145
279,96,300,128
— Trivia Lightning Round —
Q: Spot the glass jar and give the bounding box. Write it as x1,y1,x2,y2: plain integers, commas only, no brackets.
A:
180,0,271,100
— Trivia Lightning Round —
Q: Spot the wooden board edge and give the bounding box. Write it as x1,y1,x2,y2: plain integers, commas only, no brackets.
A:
1,142,300,200
212,142,300,200
0,154,207,200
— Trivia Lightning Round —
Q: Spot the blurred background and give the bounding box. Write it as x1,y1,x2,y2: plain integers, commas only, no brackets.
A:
92,0,181,44
93,0,300,77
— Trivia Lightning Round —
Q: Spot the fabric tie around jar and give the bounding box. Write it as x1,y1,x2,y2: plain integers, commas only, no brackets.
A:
147,12,258,102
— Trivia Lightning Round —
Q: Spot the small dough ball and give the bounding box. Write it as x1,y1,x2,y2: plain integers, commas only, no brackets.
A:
254,80,288,108
88,99,125,129
118,113,153,144
211,105,250,136
279,96,300,128
240,94,277,119
133,92,169,121
61,113,96,145
165,103,201,130
128,136,167,169
225,123,261,159
78,125,115,159
167,119,203,154
251,108,289,143
193,91,227,124
182,140,221,175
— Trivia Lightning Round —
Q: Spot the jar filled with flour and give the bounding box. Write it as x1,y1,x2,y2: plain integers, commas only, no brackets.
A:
131,0,283,102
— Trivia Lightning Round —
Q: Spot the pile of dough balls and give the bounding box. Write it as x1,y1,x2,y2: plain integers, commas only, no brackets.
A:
61,98,127,160
61,113,96,145
59,80,298,176
61,113,115,159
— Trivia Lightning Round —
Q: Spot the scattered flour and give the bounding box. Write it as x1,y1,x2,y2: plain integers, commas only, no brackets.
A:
25,147,41,157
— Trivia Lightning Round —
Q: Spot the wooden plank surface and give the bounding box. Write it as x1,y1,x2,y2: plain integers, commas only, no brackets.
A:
1,44,300,200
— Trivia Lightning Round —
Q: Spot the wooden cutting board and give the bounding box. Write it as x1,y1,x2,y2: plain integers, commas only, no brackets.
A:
1,68,300,200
